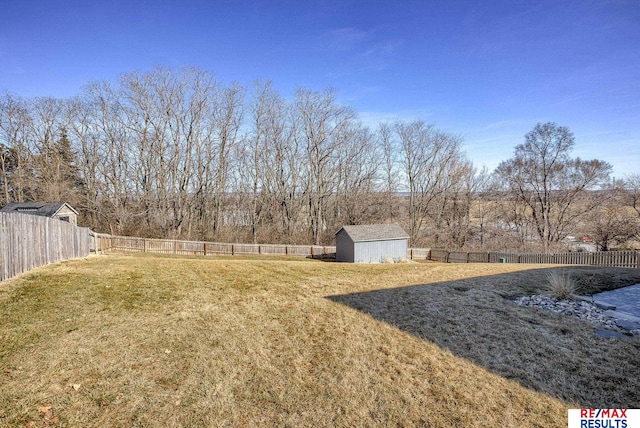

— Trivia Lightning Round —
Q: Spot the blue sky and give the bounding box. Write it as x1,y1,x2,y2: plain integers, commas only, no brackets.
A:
1,0,639,177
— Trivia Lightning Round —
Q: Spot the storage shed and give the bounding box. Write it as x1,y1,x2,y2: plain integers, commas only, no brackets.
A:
0,202,79,225
335,224,409,263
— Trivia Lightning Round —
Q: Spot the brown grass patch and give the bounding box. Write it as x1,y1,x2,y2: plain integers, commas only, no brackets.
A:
1,255,639,427
544,270,579,298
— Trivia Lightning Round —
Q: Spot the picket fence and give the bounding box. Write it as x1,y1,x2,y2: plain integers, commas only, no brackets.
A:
0,212,91,281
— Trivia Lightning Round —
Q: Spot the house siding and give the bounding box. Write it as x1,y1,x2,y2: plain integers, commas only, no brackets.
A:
353,239,408,263
1,202,79,225
54,206,78,225
335,224,409,263
335,230,355,262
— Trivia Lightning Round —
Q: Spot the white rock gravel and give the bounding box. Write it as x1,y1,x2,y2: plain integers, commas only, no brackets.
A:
514,294,638,335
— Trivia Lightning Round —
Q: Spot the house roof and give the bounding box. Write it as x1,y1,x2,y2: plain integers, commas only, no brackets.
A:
336,224,409,242
0,202,78,217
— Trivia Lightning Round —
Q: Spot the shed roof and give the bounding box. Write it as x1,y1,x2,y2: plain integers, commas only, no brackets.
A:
0,202,78,217
336,224,409,242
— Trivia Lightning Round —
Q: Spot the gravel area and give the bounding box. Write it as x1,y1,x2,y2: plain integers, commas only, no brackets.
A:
514,294,638,335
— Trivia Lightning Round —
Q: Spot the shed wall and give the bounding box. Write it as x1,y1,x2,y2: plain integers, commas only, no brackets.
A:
54,206,78,224
353,239,408,263
335,231,355,262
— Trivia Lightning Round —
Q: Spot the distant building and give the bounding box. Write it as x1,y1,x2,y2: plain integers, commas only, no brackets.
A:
335,224,409,263
0,202,78,225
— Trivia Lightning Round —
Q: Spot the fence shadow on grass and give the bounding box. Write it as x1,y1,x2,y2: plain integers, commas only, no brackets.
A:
306,253,336,262
326,267,640,409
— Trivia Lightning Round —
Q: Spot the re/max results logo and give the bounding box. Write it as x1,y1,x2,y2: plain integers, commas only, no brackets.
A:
568,409,640,428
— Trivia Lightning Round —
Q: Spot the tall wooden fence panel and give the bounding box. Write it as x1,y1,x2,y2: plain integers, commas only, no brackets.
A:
0,212,91,282
468,252,490,263
429,249,450,262
489,252,521,263
408,248,431,260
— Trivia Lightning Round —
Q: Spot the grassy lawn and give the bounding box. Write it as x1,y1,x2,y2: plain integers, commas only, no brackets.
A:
1,254,639,427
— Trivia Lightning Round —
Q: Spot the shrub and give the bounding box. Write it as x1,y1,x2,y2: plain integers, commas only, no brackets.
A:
545,271,578,299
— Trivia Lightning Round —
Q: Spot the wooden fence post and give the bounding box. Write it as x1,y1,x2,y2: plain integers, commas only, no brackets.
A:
204,243,207,256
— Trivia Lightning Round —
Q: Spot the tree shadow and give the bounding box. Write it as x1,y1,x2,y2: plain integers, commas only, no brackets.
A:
327,268,640,408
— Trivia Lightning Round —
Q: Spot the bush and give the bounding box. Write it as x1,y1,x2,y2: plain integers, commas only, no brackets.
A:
545,271,578,299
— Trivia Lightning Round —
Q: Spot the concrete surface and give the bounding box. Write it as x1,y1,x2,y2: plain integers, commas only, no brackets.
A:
593,284,640,319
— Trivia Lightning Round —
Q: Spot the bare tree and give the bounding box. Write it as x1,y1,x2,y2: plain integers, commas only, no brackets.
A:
395,120,466,246
0,144,13,205
432,159,477,249
260,89,302,242
332,123,381,228
235,80,275,243
495,122,612,252
626,174,640,221
0,93,36,203
83,80,137,235
586,205,639,251
29,97,67,201
210,83,244,236
469,167,495,249
377,122,402,222
116,67,233,238
293,88,355,245
65,96,105,228
9,68,633,252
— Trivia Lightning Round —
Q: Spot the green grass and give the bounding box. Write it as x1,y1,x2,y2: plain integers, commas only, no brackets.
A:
1,254,639,427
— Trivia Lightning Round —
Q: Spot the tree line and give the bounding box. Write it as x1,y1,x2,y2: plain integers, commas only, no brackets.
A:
1,66,638,251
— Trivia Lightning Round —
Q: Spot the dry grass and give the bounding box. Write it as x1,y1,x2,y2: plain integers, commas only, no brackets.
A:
1,255,639,427
545,271,578,299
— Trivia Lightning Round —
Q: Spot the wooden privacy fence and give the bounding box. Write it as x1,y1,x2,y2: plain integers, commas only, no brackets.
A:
4,219,635,284
96,235,337,258
428,249,640,268
94,234,640,268
0,212,91,281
